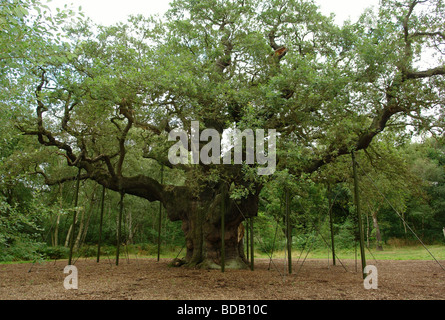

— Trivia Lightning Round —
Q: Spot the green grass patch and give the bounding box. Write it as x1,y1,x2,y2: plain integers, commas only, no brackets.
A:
257,244,445,261
2,244,444,265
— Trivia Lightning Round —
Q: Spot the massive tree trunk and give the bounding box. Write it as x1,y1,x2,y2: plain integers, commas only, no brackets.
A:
163,183,258,269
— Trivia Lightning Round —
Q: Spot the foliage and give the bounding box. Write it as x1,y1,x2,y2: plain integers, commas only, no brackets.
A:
1,0,445,263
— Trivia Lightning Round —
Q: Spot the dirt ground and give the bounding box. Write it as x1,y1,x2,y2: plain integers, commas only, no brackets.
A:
0,258,444,300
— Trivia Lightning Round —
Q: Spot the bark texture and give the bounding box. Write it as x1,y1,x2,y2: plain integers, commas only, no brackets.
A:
163,184,257,269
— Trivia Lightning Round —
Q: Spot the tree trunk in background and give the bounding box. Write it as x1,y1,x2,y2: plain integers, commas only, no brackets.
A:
127,210,134,244
53,213,60,247
74,207,85,249
76,186,98,249
372,211,383,251
366,212,370,248
80,204,94,247
65,223,72,247
53,183,63,247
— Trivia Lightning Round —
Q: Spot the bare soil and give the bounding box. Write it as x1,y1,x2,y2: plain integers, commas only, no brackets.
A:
0,258,444,300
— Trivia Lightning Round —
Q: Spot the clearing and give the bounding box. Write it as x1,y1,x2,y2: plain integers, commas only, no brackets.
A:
0,258,444,300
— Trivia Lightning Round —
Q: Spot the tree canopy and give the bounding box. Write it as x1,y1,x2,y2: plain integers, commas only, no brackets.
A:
1,0,444,267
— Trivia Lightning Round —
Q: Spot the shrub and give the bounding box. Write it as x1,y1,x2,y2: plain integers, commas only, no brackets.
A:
0,241,42,262
36,244,69,260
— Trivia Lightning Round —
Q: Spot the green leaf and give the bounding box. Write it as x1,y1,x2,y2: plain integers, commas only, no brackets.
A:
13,6,26,18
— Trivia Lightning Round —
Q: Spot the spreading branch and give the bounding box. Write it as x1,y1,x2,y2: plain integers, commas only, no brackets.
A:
401,0,445,80
35,69,78,165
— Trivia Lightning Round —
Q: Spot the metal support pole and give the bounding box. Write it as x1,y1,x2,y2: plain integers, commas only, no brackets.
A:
328,184,336,266
286,188,292,274
97,185,106,263
352,151,367,279
157,165,164,262
246,219,249,263
116,190,124,266
68,167,81,266
250,217,254,271
221,185,226,273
